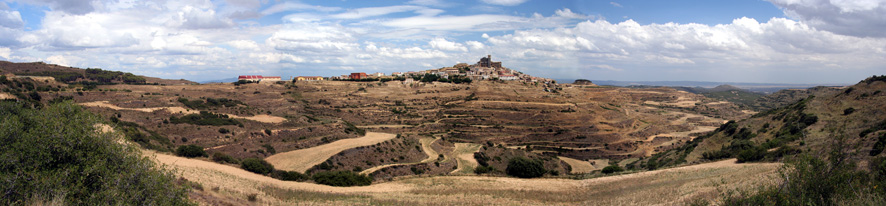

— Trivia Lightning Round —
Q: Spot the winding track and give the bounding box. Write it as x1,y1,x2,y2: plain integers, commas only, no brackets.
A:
359,136,439,175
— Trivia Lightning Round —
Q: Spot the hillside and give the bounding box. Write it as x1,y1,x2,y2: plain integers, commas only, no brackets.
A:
0,61,195,85
643,75,886,170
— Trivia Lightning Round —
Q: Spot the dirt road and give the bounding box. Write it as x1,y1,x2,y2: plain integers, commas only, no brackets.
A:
266,132,397,173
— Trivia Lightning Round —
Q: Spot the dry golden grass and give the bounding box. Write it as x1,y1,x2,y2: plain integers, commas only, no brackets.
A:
265,132,397,172
450,143,483,175
558,156,594,174
154,149,780,205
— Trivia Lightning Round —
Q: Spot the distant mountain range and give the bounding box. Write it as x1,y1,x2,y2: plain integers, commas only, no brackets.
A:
556,79,846,94
199,77,239,84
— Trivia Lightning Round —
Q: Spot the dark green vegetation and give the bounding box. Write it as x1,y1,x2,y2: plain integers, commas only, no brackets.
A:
169,111,240,126
111,117,174,151
311,171,373,187
211,152,239,164
601,165,624,174
175,144,208,158
0,75,49,107
271,170,310,182
505,157,547,178
720,145,886,205
0,102,191,205
177,97,244,109
16,68,147,85
241,158,275,175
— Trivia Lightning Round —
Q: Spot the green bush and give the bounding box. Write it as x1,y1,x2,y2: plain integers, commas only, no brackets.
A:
175,145,207,158
505,157,547,178
736,146,766,163
312,171,373,186
211,152,239,164
474,165,494,174
271,170,310,181
241,158,275,175
0,101,192,205
601,165,624,174
169,111,240,126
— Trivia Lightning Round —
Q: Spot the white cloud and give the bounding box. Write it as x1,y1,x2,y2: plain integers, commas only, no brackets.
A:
174,5,235,29
261,2,341,15
768,0,886,37
466,41,485,50
330,5,426,19
0,47,10,59
429,37,467,52
23,0,98,15
226,40,260,50
0,10,23,28
610,2,623,8
480,0,529,6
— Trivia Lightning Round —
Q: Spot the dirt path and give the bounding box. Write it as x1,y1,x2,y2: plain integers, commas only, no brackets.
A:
558,156,594,174
266,132,397,173
79,101,286,123
450,143,482,175
359,137,439,175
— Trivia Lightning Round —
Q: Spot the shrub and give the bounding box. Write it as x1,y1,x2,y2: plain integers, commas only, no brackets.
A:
474,165,494,174
736,146,766,163
241,158,275,175
211,152,239,164
506,157,547,178
0,102,192,205
601,165,624,174
168,111,240,126
175,145,207,158
311,171,372,186
271,170,310,181
218,128,229,134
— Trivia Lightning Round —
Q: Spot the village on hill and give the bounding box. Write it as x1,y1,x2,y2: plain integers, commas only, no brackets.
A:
237,55,556,85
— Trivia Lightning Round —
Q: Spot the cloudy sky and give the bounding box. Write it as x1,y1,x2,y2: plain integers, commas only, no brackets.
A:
0,0,884,84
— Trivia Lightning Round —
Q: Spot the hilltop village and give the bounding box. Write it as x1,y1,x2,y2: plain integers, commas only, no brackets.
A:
238,55,555,84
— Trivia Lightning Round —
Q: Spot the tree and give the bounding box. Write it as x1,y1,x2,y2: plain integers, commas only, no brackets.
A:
241,158,275,175
506,157,547,178
175,145,207,158
601,165,624,174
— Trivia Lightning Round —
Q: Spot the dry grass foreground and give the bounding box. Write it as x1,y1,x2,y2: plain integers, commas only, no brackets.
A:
265,132,397,173
152,150,780,205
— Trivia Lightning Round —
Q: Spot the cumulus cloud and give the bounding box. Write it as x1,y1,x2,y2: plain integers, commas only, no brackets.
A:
610,2,623,8
0,10,24,28
466,41,485,50
480,0,529,6
172,6,235,29
768,0,886,37
22,0,98,15
429,37,467,52
0,47,10,59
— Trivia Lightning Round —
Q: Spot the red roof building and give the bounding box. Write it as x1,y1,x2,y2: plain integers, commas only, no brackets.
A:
349,72,368,80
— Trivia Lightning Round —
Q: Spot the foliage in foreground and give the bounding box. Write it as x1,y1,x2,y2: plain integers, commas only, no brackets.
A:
719,140,886,205
312,171,373,187
0,101,192,205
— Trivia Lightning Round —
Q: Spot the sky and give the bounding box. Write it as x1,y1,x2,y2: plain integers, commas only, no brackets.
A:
0,0,884,84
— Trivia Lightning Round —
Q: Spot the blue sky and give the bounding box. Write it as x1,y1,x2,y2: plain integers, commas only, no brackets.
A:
0,0,884,84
